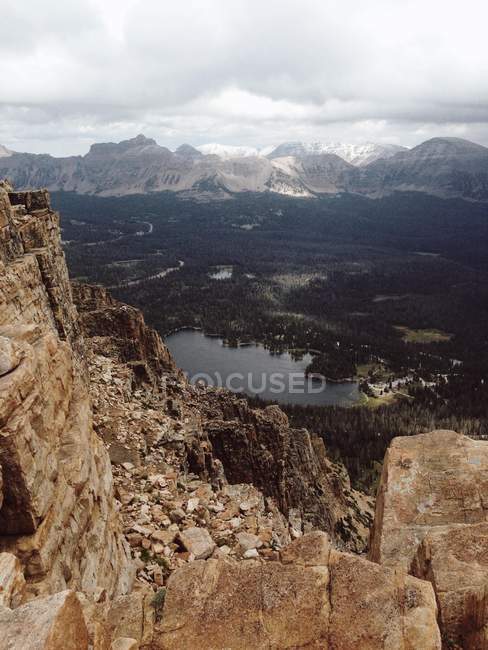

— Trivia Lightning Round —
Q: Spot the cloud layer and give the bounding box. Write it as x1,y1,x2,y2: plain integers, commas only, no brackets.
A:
1,0,487,155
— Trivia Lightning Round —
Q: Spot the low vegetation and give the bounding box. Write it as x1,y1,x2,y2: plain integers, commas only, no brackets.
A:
394,326,452,343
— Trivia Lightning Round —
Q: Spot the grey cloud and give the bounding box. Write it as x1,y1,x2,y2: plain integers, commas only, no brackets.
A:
0,0,487,154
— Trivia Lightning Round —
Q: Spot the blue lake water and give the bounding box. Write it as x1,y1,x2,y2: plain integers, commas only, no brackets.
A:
165,329,360,407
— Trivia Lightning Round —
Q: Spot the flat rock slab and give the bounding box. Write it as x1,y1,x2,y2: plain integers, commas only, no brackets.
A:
370,430,488,570
156,532,441,650
0,590,88,650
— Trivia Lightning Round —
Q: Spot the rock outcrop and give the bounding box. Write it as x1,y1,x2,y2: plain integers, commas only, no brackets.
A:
370,430,488,570
0,182,133,601
412,523,488,649
370,430,488,648
73,280,373,563
157,531,441,650
72,282,177,383
198,394,373,551
0,590,88,650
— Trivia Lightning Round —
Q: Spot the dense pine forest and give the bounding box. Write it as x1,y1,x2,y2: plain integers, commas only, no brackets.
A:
283,376,488,491
54,190,488,490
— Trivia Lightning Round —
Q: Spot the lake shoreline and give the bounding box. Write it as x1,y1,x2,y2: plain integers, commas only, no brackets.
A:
165,329,361,408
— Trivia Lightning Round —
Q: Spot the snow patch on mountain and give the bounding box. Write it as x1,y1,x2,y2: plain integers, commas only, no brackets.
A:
196,144,262,159
322,142,407,166
197,141,407,166
268,142,407,166
0,145,12,158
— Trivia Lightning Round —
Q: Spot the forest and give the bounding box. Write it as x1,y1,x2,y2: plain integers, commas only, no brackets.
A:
53,189,488,490
281,371,488,492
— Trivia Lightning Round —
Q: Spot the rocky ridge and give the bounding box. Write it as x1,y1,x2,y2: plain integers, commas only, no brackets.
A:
370,430,488,649
0,183,372,647
0,182,133,600
71,280,373,589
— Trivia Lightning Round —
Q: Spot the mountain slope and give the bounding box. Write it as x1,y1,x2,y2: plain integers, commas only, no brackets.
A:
267,141,406,166
0,136,345,198
196,143,263,158
359,137,488,200
1,135,488,201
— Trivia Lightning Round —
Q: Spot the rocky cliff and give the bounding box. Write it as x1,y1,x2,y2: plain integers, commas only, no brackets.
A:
0,182,133,600
0,183,372,646
72,279,373,571
370,430,488,649
0,184,487,649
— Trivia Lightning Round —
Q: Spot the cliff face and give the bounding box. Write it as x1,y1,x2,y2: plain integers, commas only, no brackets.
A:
369,430,488,570
73,281,372,558
196,394,373,549
0,183,133,601
370,430,488,649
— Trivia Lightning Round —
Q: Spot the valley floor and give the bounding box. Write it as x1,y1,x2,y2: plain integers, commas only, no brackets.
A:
55,190,488,491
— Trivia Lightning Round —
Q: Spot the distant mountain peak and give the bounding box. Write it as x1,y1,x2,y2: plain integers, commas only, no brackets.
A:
196,143,262,159
412,137,488,155
125,134,157,147
86,134,168,159
268,141,407,166
194,141,406,166
176,144,203,157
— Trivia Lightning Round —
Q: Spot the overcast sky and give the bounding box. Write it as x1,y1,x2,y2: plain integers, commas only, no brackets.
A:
1,0,487,156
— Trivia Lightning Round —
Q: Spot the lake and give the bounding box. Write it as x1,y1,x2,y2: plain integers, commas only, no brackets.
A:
165,329,360,407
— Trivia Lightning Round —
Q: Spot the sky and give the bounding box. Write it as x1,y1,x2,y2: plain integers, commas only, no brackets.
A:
1,0,488,156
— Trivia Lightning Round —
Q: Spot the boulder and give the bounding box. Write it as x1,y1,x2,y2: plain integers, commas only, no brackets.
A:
178,527,216,560
370,430,488,647
105,588,155,648
280,529,330,567
0,590,88,649
235,532,262,552
157,556,330,649
328,550,440,650
77,587,154,650
370,430,488,570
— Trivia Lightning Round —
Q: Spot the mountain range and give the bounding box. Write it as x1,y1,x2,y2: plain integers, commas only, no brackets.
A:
1,134,488,201
193,141,405,165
